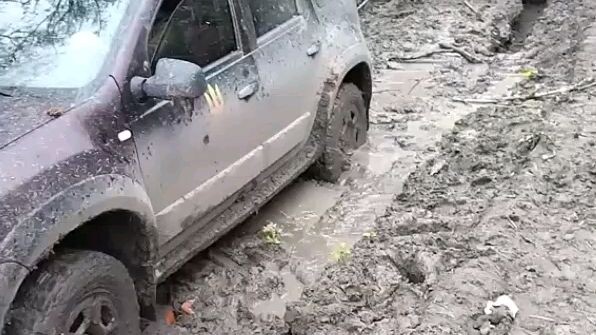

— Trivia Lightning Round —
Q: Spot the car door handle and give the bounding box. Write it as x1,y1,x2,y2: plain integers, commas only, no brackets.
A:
237,82,258,100
307,42,320,57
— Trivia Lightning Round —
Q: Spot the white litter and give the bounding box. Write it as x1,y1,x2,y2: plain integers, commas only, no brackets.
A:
484,295,519,319
118,130,132,142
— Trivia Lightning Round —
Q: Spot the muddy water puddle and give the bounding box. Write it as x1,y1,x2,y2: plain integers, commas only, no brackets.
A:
162,59,526,324
246,60,527,317
245,61,478,317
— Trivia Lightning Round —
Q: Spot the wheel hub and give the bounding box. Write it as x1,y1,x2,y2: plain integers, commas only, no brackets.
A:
67,295,117,335
340,107,365,152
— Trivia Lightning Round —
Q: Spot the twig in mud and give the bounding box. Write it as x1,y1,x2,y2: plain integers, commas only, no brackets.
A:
371,89,399,95
407,78,424,95
463,0,483,21
463,0,479,15
519,234,535,246
432,306,456,319
357,0,370,10
584,314,596,326
506,216,518,230
395,9,416,18
541,151,556,161
452,97,502,104
528,315,557,323
453,78,596,104
389,49,451,62
396,59,449,64
438,42,483,64
279,210,292,220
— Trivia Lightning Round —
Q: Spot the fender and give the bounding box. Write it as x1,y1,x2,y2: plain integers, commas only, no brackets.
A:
329,42,373,99
313,43,372,131
0,174,157,328
307,44,372,156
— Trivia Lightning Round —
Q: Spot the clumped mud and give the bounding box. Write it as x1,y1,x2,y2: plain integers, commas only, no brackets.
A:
362,0,522,66
286,0,596,334
164,0,596,334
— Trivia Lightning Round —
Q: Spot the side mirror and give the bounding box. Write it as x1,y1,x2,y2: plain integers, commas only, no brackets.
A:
131,58,207,100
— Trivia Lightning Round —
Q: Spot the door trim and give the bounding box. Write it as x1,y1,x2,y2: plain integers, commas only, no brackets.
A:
155,111,312,248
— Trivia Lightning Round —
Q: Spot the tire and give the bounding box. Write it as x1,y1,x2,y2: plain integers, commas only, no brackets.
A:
5,250,140,335
311,83,368,183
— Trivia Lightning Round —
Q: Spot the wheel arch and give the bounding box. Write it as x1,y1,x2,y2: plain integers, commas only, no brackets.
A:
0,174,159,329
57,208,158,320
341,61,373,115
309,47,372,148
326,44,373,125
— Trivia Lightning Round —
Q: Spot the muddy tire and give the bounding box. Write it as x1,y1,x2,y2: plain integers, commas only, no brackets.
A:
5,250,140,335
311,83,368,183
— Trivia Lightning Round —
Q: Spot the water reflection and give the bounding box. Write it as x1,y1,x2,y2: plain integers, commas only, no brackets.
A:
0,0,129,88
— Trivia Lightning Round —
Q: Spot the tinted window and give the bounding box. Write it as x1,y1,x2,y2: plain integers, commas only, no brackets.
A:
247,0,297,37
150,0,236,68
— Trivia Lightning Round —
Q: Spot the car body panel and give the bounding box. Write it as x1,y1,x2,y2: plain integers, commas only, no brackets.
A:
131,53,265,245
0,173,157,328
254,12,323,165
0,96,69,149
155,110,312,249
0,79,150,326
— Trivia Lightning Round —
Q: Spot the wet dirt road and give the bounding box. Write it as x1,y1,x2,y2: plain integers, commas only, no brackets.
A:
156,0,596,334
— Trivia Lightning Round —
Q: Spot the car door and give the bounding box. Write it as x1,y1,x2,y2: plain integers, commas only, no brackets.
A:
130,0,267,248
244,0,324,167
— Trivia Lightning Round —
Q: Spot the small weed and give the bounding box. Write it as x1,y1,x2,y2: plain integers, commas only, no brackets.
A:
261,222,282,245
520,67,539,80
331,242,352,263
363,230,377,239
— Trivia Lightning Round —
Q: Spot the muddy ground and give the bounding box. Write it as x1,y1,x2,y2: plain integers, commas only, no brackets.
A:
156,0,596,334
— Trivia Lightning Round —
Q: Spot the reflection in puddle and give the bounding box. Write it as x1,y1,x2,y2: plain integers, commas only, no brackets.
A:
251,264,303,318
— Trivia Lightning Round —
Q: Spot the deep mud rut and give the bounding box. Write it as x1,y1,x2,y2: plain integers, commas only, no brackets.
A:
154,0,596,334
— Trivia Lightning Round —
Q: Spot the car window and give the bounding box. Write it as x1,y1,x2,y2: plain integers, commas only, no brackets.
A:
0,0,133,88
150,0,237,69
247,0,297,37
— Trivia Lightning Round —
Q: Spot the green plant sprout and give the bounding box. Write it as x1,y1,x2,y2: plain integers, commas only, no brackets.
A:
331,242,352,263
363,230,377,239
520,67,539,80
261,222,282,245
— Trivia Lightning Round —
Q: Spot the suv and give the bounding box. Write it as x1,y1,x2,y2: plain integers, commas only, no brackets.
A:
0,0,371,333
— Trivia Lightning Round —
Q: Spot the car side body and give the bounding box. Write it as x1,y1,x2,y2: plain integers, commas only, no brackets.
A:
0,0,372,328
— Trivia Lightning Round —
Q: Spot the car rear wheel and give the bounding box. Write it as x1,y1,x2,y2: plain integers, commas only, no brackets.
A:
5,250,140,335
311,83,368,183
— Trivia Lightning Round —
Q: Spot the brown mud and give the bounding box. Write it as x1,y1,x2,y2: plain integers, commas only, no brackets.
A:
156,0,596,334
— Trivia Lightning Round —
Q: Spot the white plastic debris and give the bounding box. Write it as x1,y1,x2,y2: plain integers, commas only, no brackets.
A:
118,130,132,142
484,295,519,319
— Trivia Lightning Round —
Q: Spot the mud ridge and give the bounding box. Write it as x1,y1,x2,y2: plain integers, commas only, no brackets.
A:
285,0,596,335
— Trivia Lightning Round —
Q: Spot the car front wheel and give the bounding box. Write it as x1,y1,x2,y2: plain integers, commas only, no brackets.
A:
5,250,140,335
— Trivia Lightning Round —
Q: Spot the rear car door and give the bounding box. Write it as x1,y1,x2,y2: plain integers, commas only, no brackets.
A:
130,0,266,248
244,0,324,166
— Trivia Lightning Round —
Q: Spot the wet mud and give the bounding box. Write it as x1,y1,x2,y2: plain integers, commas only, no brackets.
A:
159,0,596,334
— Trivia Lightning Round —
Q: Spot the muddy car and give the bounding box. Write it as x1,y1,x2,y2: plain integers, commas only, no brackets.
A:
0,0,371,333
